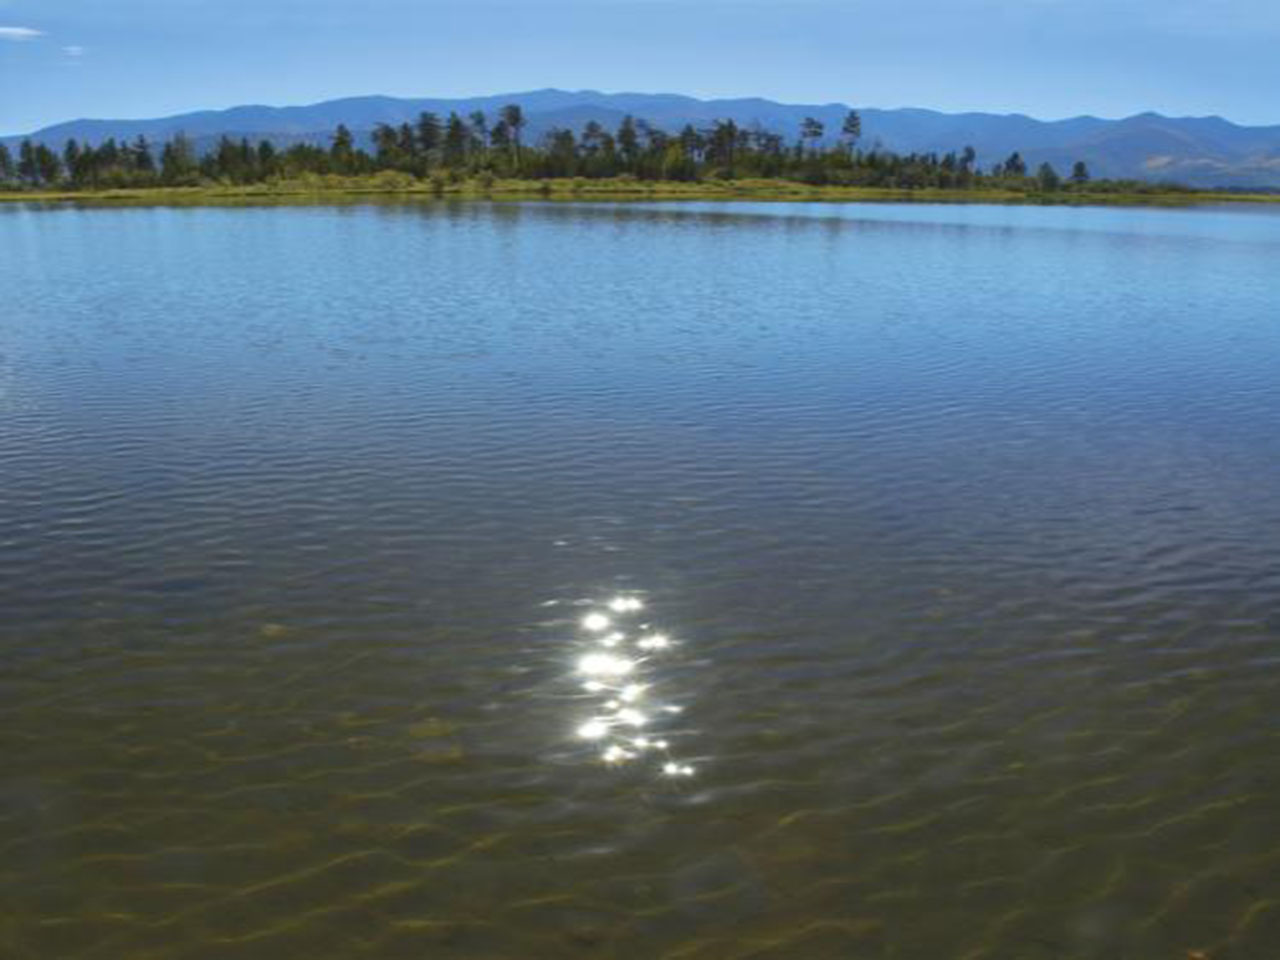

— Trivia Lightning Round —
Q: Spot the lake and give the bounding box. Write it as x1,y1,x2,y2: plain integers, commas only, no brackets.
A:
2,199,1279,959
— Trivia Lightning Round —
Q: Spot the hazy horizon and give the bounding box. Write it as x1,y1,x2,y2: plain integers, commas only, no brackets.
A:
5,85,1276,140
3,0,1279,136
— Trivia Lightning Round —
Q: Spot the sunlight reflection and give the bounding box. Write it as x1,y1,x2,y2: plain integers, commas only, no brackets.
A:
570,593,696,777
577,652,635,677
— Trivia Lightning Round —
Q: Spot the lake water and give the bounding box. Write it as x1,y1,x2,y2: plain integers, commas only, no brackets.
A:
2,200,1279,959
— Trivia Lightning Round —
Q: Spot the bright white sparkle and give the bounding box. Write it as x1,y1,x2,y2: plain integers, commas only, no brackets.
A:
615,708,647,727
637,634,671,651
582,613,611,632
602,745,634,764
577,719,609,740
577,653,635,677
569,593,695,776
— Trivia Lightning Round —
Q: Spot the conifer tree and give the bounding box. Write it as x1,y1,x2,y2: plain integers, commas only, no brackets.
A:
416,112,442,156
1036,161,1061,191
18,140,37,184
33,143,62,185
160,133,198,185
841,110,862,149
499,104,525,169
443,113,469,167
133,135,156,175
331,125,356,173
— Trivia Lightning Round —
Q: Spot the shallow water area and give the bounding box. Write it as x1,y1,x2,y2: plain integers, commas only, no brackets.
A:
2,199,1280,959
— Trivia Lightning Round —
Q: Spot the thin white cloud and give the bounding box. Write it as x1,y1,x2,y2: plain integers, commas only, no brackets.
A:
0,25,42,41
63,44,85,57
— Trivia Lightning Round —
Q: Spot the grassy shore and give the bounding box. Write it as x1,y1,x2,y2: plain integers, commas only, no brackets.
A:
2,174,1278,207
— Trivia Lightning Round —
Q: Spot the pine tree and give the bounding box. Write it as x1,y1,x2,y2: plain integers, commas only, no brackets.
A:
1036,162,1061,191
257,140,278,178
800,117,825,154
443,113,469,168
1004,152,1027,177
18,140,37,184
416,112,442,156
160,133,198,185
331,125,356,173
468,111,488,153
499,104,525,170
841,110,862,149
33,143,62,185
133,135,156,175
371,124,400,169
63,140,83,185
397,123,417,166
617,115,640,171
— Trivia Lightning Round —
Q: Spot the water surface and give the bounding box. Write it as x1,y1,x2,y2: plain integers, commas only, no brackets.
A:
2,200,1280,959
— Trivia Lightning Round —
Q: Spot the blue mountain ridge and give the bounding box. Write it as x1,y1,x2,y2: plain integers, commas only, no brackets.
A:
7,88,1280,188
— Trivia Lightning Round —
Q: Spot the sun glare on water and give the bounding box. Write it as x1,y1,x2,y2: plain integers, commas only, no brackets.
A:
571,594,696,779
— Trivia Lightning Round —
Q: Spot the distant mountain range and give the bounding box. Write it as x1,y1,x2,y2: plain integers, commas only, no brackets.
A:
8,89,1280,188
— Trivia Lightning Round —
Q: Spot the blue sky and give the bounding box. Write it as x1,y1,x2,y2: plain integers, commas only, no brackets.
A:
2,0,1279,135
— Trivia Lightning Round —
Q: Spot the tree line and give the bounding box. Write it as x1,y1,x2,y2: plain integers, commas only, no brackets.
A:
0,104,1168,194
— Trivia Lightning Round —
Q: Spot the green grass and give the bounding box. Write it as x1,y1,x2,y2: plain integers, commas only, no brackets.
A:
3,173,1278,207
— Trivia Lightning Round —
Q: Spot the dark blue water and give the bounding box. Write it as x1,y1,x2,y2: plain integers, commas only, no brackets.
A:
2,199,1279,959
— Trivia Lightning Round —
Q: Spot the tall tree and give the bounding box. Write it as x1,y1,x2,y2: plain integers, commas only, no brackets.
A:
17,140,37,184
160,133,198,184
489,120,512,156
677,124,704,163
33,143,62,185
0,142,13,184
397,123,417,165
132,135,156,175
1070,160,1090,184
256,140,278,177
97,138,121,171
63,140,83,185
371,123,401,168
1036,162,1061,191
841,110,862,150
499,104,525,169
800,117,825,153
416,112,442,157
616,115,640,171
331,124,356,173
706,119,740,170
580,121,606,155
443,112,470,167
468,111,489,154
545,128,577,177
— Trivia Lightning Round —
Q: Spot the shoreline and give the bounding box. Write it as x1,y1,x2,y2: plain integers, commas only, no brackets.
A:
2,176,1277,208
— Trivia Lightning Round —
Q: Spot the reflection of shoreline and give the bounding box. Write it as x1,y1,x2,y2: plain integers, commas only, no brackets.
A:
573,595,695,777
